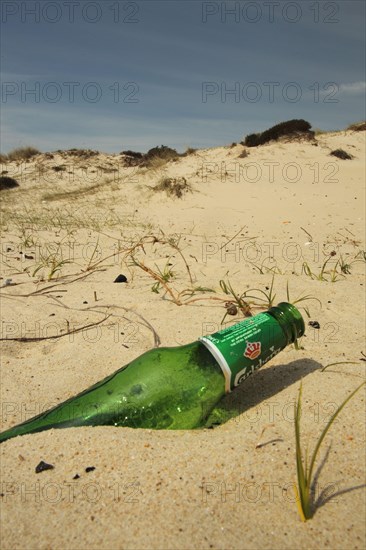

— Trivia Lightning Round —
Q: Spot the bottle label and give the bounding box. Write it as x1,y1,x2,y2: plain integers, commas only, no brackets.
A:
199,313,287,393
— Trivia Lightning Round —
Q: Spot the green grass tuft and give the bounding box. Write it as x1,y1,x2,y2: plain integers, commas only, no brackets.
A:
294,380,365,521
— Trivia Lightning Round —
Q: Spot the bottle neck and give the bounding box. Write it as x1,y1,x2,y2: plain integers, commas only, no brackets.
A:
200,303,305,393
266,302,305,345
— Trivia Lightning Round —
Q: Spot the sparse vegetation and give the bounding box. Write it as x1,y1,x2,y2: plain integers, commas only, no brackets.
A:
55,149,99,159
3,146,41,162
313,128,331,136
218,278,252,323
151,177,192,198
150,261,175,294
183,147,197,156
301,257,341,282
41,176,118,202
347,121,366,132
215,276,320,327
31,245,72,281
238,149,249,158
244,119,314,147
120,150,144,167
294,381,365,521
96,165,118,173
300,250,364,282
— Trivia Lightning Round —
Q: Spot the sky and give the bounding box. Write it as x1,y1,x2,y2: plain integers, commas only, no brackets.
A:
1,0,365,153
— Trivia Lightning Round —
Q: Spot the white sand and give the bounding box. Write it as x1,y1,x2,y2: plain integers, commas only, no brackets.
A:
0,130,365,549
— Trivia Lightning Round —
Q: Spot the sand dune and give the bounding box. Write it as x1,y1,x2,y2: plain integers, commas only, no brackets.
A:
0,129,365,549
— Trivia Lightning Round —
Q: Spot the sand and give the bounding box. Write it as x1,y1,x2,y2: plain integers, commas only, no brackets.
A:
0,129,365,549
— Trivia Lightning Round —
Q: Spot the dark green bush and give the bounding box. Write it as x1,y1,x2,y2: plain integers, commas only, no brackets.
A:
145,145,179,161
244,134,261,147
330,149,353,160
121,146,179,168
0,176,19,190
244,119,313,147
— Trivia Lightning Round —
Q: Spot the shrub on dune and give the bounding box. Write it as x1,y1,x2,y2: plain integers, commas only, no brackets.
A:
0,176,19,190
244,119,313,147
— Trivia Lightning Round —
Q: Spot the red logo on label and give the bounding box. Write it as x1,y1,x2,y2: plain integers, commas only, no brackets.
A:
244,341,261,360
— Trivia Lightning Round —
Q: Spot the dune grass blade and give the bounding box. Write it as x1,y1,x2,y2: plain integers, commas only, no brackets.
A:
244,274,276,307
286,281,322,306
321,361,360,372
294,380,365,521
294,383,309,519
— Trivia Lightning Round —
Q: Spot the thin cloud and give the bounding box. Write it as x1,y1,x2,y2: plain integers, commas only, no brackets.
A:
338,81,366,95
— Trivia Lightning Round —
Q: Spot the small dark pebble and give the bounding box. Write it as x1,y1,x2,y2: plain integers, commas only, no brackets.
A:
6,248,12,252
73,474,80,480
309,321,320,329
24,254,34,260
35,460,54,474
85,466,96,473
49,313,55,317
83,301,88,304
226,304,238,315
114,274,128,283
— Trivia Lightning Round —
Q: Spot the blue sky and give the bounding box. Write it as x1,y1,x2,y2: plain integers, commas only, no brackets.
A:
1,0,365,153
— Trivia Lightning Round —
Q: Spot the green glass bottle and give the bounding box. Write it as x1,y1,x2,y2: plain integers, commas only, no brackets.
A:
0,302,304,443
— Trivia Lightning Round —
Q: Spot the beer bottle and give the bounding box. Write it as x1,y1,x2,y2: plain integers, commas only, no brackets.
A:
0,302,304,443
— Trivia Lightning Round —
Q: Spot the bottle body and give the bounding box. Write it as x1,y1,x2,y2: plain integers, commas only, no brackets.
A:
0,302,304,442
0,343,225,440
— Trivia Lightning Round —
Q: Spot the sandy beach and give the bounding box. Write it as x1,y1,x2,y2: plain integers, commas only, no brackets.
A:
0,128,365,549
